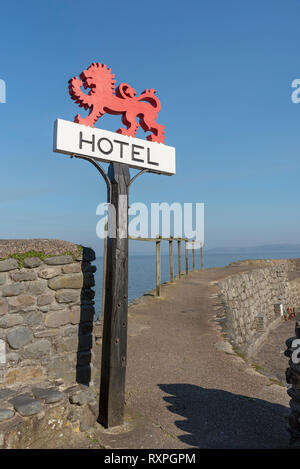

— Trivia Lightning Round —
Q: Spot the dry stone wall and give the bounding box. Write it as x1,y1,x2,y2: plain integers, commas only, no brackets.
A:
0,240,102,388
0,240,104,447
217,260,300,355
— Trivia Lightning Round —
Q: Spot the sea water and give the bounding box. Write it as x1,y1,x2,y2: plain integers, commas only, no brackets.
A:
92,248,300,318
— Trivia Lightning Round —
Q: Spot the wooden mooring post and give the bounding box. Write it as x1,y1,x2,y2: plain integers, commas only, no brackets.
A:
156,236,161,296
185,239,189,275
169,237,174,283
200,243,204,271
177,239,181,278
192,240,195,272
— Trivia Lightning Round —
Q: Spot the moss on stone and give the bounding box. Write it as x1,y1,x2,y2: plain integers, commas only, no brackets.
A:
0,250,79,269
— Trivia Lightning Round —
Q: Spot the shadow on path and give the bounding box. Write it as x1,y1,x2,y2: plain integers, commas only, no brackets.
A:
159,384,290,449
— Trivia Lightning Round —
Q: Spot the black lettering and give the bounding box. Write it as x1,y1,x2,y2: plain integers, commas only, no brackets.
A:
79,132,95,152
132,144,144,162
147,147,159,166
97,137,113,155
114,139,129,158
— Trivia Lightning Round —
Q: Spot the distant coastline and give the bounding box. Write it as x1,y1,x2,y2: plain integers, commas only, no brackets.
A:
205,243,300,254
93,243,300,258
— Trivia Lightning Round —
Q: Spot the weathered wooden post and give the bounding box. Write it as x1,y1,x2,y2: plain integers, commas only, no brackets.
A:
53,60,176,429
185,239,189,275
156,235,161,296
177,239,181,278
200,243,204,271
169,236,174,283
192,240,195,272
99,162,130,428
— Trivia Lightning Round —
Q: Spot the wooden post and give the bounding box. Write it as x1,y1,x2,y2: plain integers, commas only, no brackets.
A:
102,221,108,316
99,162,130,428
192,240,195,272
185,239,189,275
177,239,181,278
169,237,174,283
201,243,204,271
156,236,161,296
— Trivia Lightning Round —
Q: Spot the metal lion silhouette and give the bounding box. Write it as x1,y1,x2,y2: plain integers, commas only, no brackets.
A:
68,62,165,143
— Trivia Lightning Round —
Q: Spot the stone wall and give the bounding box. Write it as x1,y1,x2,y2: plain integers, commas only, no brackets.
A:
0,240,104,448
0,240,102,388
217,259,300,355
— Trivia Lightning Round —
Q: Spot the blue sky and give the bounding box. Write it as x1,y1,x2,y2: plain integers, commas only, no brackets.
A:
1,0,300,255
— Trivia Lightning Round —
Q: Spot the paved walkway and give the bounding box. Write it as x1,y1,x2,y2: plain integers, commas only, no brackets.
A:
93,267,291,449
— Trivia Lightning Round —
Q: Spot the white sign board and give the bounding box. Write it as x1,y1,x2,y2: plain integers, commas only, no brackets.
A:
53,119,176,175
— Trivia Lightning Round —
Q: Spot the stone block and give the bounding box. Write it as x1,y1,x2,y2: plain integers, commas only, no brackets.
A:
55,334,92,353
0,314,24,329
8,295,35,313
0,273,6,285
0,298,8,316
10,271,37,282
47,358,76,382
38,266,61,280
1,283,24,297
44,309,70,328
44,255,73,265
48,273,84,290
0,389,17,401
62,264,81,274
23,257,42,268
23,339,51,358
23,280,46,296
0,409,14,421
23,311,43,327
37,293,54,307
55,289,81,304
54,336,77,353
62,325,78,337
6,326,33,349
4,366,44,385
32,387,64,404
9,393,43,416
0,259,18,272
69,391,89,406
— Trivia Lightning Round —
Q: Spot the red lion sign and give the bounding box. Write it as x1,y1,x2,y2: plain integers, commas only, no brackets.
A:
68,62,165,143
